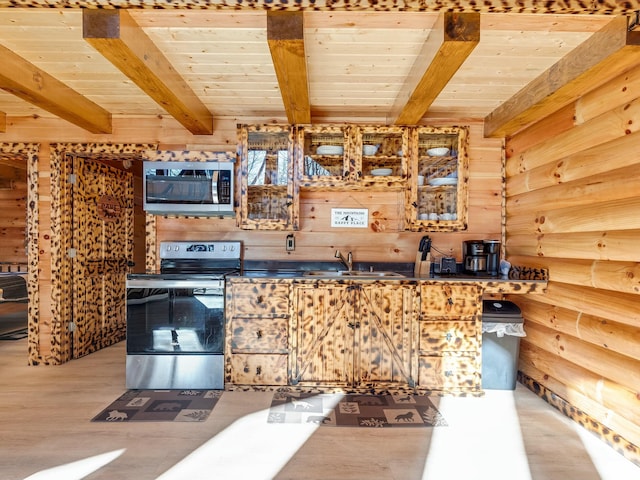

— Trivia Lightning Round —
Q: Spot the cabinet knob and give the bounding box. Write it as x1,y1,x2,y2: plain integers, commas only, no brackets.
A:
257,295,264,304
256,329,263,339
256,366,262,375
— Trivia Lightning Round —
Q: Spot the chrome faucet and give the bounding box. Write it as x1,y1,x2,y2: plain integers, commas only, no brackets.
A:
335,249,353,272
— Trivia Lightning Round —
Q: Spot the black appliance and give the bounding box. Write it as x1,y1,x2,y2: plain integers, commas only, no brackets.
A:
143,160,235,216
125,241,242,389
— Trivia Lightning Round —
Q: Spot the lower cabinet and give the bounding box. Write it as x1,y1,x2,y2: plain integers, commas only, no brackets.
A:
225,279,483,395
225,279,291,386
291,283,418,391
417,284,483,394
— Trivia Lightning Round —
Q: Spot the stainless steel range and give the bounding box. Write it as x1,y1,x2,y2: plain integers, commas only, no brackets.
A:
125,241,242,389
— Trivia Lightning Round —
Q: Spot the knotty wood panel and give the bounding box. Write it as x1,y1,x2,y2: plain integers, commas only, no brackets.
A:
505,61,640,463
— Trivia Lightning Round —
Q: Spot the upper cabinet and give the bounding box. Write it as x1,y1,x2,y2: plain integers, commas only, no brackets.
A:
238,124,469,232
238,124,298,230
405,126,469,232
297,125,408,189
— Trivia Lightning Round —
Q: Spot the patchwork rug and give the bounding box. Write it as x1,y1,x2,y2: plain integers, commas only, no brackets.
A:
92,389,222,422
267,392,447,428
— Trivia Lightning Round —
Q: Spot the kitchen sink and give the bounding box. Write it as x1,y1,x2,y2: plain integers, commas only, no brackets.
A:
303,270,405,278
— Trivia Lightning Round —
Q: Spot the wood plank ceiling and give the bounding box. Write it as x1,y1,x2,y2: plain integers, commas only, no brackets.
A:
0,9,631,138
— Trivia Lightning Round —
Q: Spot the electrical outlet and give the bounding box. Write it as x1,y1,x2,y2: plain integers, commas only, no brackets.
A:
286,234,295,251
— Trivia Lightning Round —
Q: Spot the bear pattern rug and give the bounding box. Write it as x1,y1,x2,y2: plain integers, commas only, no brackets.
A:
267,392,447,428
92,390,222,422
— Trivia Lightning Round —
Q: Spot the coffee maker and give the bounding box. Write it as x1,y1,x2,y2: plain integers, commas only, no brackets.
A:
462,240,501,275
462,240,486,274
483,240,501,276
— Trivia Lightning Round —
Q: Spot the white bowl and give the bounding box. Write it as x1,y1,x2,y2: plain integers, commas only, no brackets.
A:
363,145,378,156
371,168,392,176
427,147,450,157
316,145,343,155
417,175,425,186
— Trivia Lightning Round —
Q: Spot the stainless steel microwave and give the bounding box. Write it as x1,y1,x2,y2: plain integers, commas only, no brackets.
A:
143,161,235,216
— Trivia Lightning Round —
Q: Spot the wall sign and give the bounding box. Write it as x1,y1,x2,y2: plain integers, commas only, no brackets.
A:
97,194,122,222
331,208,368,228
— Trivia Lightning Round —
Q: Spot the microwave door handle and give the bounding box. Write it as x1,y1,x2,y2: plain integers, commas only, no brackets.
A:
211,170,219,204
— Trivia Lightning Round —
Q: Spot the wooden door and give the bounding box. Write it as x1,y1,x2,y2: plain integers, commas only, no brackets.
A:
293,284,355,386
357,284,417,388
72,157,133,358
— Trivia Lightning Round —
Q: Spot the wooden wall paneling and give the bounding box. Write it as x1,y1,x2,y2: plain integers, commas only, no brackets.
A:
575,63,640,124
507,229,639,262
516,282,639,329
524,321,640,401
516,296,640,361
507,132,640,197
507,164,640,216
519,346,640,460
506,96,640,177
505,61,640,460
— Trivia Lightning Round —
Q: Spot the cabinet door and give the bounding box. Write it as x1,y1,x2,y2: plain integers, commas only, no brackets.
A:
405,126,469,232
359,126,408,188
292,284,355,386
297,125,355,186
357,284,417,387
238,124,298,230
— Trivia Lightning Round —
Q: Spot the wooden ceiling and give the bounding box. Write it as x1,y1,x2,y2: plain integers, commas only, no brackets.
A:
0,5,638,138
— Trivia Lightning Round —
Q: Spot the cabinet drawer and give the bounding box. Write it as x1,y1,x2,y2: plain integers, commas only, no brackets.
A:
419,320,478,354
228,353,288,385
418,354,480,391
420,284,482,317
231,317,288,354
231,283,290,316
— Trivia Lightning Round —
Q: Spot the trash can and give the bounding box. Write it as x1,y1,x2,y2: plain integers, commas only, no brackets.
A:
481,300,525,390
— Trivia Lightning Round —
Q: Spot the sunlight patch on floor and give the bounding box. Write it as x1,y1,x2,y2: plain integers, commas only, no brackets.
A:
421,391,533,480
156,394,343,480
23,449,126,480
573,421,640,480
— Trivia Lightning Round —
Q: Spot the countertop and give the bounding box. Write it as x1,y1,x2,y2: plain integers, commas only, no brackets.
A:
236,262,548,294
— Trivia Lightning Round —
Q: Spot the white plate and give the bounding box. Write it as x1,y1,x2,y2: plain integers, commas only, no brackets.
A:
428,178,457,186
371,168,392,176
427,147,450,157
316,145,343,155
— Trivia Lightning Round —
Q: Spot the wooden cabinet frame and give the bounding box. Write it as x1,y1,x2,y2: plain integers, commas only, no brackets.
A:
237,124,299,230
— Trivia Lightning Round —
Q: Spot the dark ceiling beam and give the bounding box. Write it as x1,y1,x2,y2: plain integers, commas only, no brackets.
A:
83,9,214,135
0,45,112,134
391,12,480,126
484,16,640,138
267,11,311,124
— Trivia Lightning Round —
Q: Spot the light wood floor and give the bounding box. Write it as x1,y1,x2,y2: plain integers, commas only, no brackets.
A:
1,339,638,480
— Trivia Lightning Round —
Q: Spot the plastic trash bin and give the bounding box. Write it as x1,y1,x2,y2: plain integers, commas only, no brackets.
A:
482,300,525,390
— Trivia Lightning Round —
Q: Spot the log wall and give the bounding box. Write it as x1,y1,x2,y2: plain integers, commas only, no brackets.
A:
505,64,640,464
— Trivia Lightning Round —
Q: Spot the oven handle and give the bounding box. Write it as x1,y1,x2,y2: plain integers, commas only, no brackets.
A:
126,278,224,289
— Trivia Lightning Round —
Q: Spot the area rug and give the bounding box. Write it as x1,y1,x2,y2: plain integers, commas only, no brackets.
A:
92,389,222,422
267,392,447,428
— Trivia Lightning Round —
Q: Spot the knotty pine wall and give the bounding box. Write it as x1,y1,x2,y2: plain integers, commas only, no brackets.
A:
155,121,504,267
505,65,640,462
0,161,27,268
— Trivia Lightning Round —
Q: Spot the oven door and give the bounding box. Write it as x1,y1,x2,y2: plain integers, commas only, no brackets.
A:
126,277,225,389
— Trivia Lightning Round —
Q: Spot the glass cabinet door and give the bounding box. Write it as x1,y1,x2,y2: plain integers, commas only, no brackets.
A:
238,125,298,230
359,126,407,186
298,125,353,186
406,126,469,232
